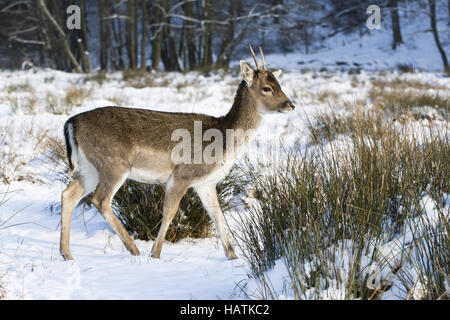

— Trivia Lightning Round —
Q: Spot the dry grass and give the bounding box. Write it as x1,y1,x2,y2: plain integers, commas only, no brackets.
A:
235,106,449,300
6,82,33,94
6,94,38,115
396,63,416,73
0,123,65,184
83,71,108,86
41,135,71,184
45,92,74,115
369,79,449,119
64,85,93,108
371,78,448,91
316,89,340,103
307,108,385,144
0,275,5,299
122,70,170,88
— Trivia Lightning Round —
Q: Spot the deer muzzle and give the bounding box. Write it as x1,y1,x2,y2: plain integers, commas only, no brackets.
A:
279,101,296,113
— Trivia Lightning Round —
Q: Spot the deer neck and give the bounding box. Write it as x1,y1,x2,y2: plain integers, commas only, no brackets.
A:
222,80,263,132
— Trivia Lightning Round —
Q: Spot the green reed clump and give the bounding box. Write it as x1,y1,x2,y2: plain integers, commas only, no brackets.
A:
234,108,448,299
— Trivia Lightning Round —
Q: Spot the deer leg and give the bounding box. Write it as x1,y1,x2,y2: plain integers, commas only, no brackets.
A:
151,177,189,259
60,178,86,261
195,184,238,260
92,173,140,256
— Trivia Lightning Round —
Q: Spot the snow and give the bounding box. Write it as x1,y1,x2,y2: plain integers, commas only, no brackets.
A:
0,179,248,300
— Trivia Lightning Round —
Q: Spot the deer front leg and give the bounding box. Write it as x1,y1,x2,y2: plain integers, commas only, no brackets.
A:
195,184,238,260
151,177,189,259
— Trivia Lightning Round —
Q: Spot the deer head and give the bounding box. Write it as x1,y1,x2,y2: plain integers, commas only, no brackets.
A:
240,45,295,114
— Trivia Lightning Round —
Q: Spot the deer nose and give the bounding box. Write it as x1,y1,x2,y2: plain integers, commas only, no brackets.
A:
288,101,296,110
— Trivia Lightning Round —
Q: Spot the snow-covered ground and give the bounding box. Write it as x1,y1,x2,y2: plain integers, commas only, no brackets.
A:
0,182,246,299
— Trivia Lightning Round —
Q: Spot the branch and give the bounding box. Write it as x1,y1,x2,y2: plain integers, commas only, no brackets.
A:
1,0,31,13
9,36,45,45
9,26,39,37
151,2,282,30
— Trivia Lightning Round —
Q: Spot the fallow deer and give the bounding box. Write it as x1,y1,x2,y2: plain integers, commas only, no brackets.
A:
60,46,295,261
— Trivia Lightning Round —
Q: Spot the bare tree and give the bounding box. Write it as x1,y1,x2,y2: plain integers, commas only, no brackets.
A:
202,0,213,69
78,0,91,72
150,0,163,71
140,0,149,70
428,0,449,73
389,0,403,50
183,0,197,69
215,0,249,69
98,0,107,70
126,0,137,69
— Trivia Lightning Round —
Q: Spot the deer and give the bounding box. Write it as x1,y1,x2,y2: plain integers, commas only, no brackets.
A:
60,45,295,261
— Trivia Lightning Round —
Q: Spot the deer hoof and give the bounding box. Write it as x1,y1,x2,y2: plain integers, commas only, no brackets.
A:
225,248,238,260
151,252,160,259
128,246,140,256
61,252,73,261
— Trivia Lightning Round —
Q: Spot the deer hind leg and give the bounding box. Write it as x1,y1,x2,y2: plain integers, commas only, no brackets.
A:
151,176,189,259
91,171,140,256
195,184,238,260
60,177,93,260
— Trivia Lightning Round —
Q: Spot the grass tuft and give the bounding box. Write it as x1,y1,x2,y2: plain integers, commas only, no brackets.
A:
234,107,449,299
369,80,449,119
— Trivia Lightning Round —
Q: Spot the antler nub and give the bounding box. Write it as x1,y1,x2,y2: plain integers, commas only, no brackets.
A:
259,46,267,71
248,44,261,71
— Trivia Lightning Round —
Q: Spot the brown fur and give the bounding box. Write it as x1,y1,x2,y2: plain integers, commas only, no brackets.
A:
60,59,295,261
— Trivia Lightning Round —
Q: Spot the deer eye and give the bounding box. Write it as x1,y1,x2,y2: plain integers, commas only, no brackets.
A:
263,87,272,93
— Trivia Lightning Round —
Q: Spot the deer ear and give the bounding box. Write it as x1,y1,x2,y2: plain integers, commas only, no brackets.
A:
272,69,282,77
240,60,255,83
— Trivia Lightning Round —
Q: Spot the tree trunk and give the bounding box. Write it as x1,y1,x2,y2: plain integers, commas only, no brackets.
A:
104,2,113,72
140,0,148,70
448,0,450,25
202,0,213,70
126,0,137,69
215,0,237,69
151,1,162,71
428,0,449,73
215,0,248,70
98,0,107,70
79,0,91,73
389,0,403,50
113,4,126,70
134,0,139,68
184,0,197,69
160,0,182,71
